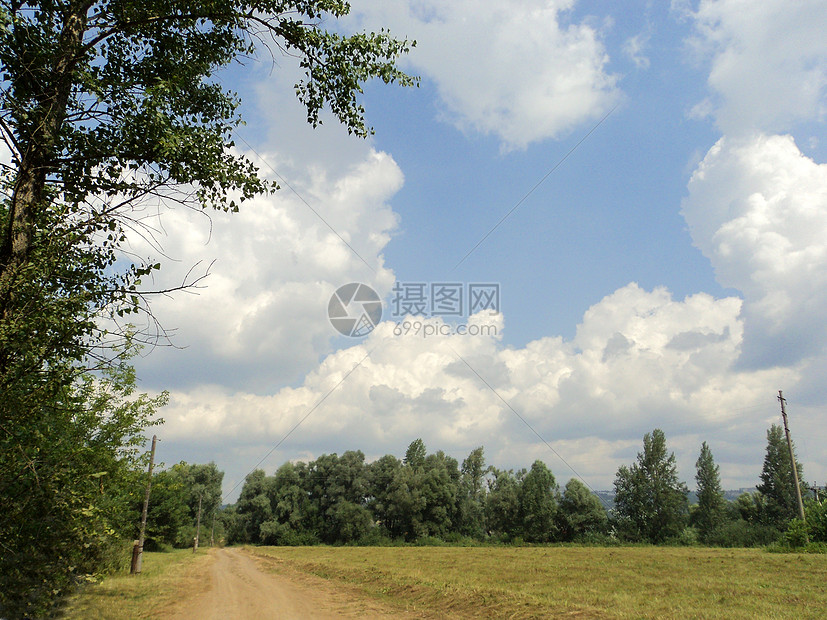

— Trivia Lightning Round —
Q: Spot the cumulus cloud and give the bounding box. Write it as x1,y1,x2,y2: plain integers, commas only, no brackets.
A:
682,133,827,368
128,143,402,392
686,0,827,133
349,0,620,150
159,284,805,495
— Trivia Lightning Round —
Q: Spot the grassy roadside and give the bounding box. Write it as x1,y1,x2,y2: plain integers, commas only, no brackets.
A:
249,545,827,619
60,549,213,619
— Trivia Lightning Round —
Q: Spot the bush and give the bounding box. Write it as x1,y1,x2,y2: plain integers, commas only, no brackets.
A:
705,519,780,547
353,528,395,546
259,521,319,546
805,499,827,542
784,519,809,548
665,527,699,547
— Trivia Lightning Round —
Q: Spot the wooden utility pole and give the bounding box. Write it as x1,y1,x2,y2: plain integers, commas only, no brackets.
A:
131,434,157,574
778,391,806,521
193,492,203,553
210,512,216,547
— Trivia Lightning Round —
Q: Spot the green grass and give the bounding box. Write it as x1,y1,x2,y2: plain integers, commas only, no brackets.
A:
61,549,212,619
249,545,827,619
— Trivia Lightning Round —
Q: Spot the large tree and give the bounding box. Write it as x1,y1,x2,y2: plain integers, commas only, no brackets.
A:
0,0,415,387
0,2,413,613
691,441,727,542
613,428,689,543
757,424,807,528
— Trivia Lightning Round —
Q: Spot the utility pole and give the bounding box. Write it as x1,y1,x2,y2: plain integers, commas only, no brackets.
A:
210,512,216,547
778,391,806,521
131,434,157,574
193,492,203,553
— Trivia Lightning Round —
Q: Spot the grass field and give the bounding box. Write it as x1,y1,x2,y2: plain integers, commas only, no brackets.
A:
61,549,212,619
249,545,827,619
62,545,827,618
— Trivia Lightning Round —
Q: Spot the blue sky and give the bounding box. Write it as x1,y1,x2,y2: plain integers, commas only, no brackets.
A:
130,0,827,501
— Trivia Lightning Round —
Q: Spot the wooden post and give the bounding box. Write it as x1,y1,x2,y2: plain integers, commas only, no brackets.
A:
131,434,157,574
193,492,203,553
210,512,216,547
778,391,806,522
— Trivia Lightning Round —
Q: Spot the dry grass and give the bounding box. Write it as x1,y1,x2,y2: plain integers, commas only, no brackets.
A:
60,548,213,619
249,545,827,619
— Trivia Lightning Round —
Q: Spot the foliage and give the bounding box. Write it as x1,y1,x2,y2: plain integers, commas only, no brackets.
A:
141,469,190,549
612,429,689,543
485,468,522,541
518,460,559,542
783,518,809,548
0,1,414,615
757,424,807,529
805,498,827,543
557,478,608,542
692,441,727,542
0,357,165,619
456,446,487,538
142,462,224,548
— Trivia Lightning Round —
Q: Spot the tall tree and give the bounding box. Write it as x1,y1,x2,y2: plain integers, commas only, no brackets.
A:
613,429,689,543
757,424,807,528
457,446,487,538
692,441,727,541
518,460,559,542
0,2,413,612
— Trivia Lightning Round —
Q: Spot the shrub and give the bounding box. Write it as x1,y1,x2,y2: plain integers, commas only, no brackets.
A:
705,519,780,547
784,519,809,548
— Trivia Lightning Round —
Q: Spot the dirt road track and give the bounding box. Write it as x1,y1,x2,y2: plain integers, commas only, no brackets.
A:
165,547,417,619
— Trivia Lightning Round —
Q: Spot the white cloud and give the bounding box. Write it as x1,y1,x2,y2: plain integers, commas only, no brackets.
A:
687,0,827,134
349,0,620,150
622,34,650,70
159,284,808,496
682,133,827,367
128,142,403,392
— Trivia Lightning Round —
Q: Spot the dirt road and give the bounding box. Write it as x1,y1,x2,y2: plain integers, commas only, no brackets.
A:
165,547,415,619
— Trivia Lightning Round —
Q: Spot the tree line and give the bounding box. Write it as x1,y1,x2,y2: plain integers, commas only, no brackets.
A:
206,428,826,549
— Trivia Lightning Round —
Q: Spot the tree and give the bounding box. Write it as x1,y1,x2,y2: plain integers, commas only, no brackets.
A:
0,1,416,378
232,469,273,544
485,468,522,541
366,454,405,538
141,468,190,549
613,429,689,543
557,478,608,542
404,438,427,469
0,2,413,612
0,357,165,618
757,424,807,529
457,446,487,538
692,441,727,542
518,460,559,542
